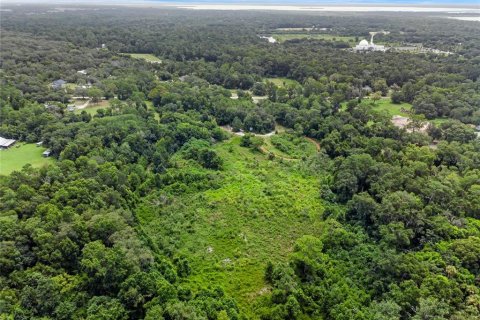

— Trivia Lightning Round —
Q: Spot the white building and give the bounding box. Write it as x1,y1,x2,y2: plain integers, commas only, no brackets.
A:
259,35,277,43
354,36,386,52
0,136,16,149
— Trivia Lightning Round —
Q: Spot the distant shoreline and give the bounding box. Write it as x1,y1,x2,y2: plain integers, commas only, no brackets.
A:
170,5,480,13
2,1,480,14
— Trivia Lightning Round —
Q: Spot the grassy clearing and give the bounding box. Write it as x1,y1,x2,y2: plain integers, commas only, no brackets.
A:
137,136,324,316
271,33,356,43
367,98,413,117
145,100,160,121
265,77,300,87
429,118,450,125
74,100,110,115
122,53,162,63
357,98,450,126
0,143,53,176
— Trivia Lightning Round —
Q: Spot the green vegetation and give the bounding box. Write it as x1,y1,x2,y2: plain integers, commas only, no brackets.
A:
123,53,162,63
364,98,454,126
269,133,318,159
74,101,111,116
1,5,479,320
367,98,413,116
138,136,324,315
271,33,356,43
145,100,160,121
429,117,450,125
0,143,53,175
65,83,77,91
265,77,300,88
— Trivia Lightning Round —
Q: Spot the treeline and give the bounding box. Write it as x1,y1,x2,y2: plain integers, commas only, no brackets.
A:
2,7,480,125
0,84,239,318
245,80,480,320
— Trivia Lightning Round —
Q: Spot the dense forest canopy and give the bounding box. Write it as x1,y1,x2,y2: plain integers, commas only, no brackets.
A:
0,4,480,320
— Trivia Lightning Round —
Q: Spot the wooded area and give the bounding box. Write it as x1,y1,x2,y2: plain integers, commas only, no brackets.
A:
0,5,479,320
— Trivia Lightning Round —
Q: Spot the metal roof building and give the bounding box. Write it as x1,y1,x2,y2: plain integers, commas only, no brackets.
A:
0,137,16,149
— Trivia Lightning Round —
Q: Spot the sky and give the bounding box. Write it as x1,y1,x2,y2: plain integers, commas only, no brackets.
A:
2,0,479,4
157,0,480,3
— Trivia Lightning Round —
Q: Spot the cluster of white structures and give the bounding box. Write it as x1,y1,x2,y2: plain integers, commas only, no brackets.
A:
353,34,386,52
259,36,277,43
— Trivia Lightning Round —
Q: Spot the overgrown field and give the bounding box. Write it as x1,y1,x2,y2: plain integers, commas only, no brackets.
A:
123,53,163,63
137,135,325,315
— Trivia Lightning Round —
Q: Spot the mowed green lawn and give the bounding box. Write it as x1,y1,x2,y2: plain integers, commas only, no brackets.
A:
368,98,413,117
271,33,356,43
0,143,53,176
123,53,162,63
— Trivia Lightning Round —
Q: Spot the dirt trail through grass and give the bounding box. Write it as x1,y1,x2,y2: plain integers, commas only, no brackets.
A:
136,136,325,316
221,125,321,161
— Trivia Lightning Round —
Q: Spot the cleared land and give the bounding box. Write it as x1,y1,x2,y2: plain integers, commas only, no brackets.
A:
123,53,162,63
265,77,300,87
0,143,53,175
137,136,324,316
367,98,413,117
366,98,449,125
74,100,110,115
271,33,356,43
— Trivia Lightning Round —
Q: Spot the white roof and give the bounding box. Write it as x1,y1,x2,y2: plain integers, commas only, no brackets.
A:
0,137,16,147
359,39,369,46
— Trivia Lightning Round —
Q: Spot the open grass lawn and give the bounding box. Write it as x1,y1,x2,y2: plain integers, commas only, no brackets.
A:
359,98,451,126
136,136,324,316
122,53,162,63
271,33,356,43
74,100,110,115
0,143,53,176
428,117,451,125
265,77,300,87
367,98,413,117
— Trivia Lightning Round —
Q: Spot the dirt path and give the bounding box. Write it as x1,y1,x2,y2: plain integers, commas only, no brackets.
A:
305,137,321,152
221,126,276,138
221,125,321,161
75,99,91,109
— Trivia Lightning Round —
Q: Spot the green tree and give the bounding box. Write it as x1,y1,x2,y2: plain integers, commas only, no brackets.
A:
371,92,382,105
88,87,104,104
